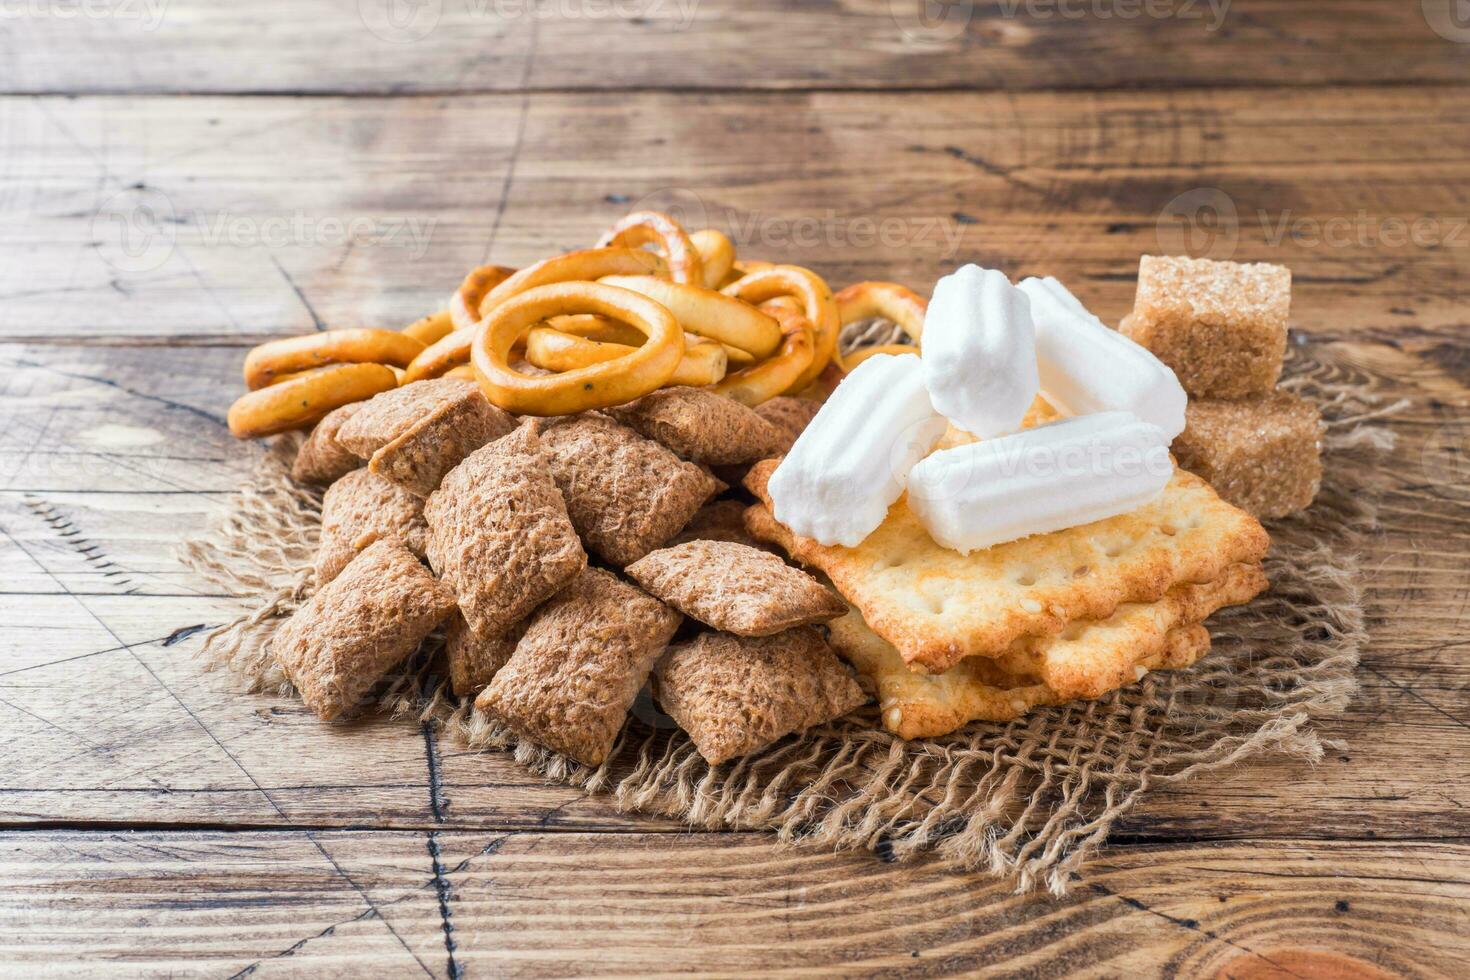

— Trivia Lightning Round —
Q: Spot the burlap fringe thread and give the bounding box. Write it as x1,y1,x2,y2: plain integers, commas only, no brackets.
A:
180,341,1400,895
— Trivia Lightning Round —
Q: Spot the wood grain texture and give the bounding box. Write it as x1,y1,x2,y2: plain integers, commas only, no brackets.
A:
2,1,1466,95
4,87,1467,345
1,831,1466,977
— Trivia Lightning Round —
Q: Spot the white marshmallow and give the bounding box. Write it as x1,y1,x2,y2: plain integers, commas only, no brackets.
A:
921,265,1040,440
1017,276,1188,440
768,353,944,547
907,411,1173,554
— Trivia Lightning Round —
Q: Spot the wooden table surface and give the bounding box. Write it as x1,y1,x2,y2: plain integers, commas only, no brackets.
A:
2,3,1468,976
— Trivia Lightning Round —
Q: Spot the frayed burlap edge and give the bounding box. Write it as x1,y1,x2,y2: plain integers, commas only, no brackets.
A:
180,341,1400,895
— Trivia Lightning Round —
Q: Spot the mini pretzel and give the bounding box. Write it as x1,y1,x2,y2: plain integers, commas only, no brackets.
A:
450,264,517,331
690,228,735,289
525,326,728,387
842,342,921,372
711,302,815,406
599,274,781,359
476,247,669,320
402,310,454,346
596,211,702,284
721,264,839,391
228,363,398,438
835,281,927,343
470,282,683,415
242,328,425,390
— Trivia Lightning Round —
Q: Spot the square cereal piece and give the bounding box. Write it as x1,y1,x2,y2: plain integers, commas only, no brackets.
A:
533,413,722,566
1172,390,1324,519
1123,255,1290,398
336,378,482,458
425,425,587,638
444,611,523,698
292,402,364,485
669,499,772,551
626,540,846,636
273,539,457,721
606,386,787,465
654,628,866,765
369,386,516,497
476,568,681,766
753,396,823,453
315,468,428,586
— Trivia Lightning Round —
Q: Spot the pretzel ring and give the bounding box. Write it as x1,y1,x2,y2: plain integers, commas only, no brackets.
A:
596,211,702,284
471,282,683,415
450,264,517,331
690,228,735,289
721,265,839,390
599,274,781,359
243,329,425,390
835,281,927,343
228,363,398,439
477,247,669,319
525,327,727,388
549,313,647,347
841,343,921,373
711,303,815,406
402,310,454,346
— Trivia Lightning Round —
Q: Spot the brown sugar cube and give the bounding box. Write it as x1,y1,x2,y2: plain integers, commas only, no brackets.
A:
533,413,722,566
336,378,482,458
273,539,457,721
754,396,823,453
1171,390,1324,519
369,386,517,497
444,611,523,698
425,426,586,638
315,469,428,586
476,568,682,766
626,540,847,636
292,402,364,485
606,386,787,465
654,628,866,765
1123,255,1291,398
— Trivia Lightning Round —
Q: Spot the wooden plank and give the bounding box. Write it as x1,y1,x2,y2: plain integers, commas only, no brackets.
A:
1,1,1466,95
2,328,1469,838
2,831,1466,977
3,86,1468,344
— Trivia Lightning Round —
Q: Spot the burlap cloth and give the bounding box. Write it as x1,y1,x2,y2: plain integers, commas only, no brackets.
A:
181,336,1399,895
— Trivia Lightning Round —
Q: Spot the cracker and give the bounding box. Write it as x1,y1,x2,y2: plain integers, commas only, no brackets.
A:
477,568,681,766
753,396,822,453
654,628,866,765
370,387,516,497
273,539,457,721
626,540,847,636
445,611,523,699
315,468,428,586
831,600,1213,737
336,378,480,458
292,402,364,485
425,426,587,638
743,460,1269,671
606,386,787,464
533,413,722,566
